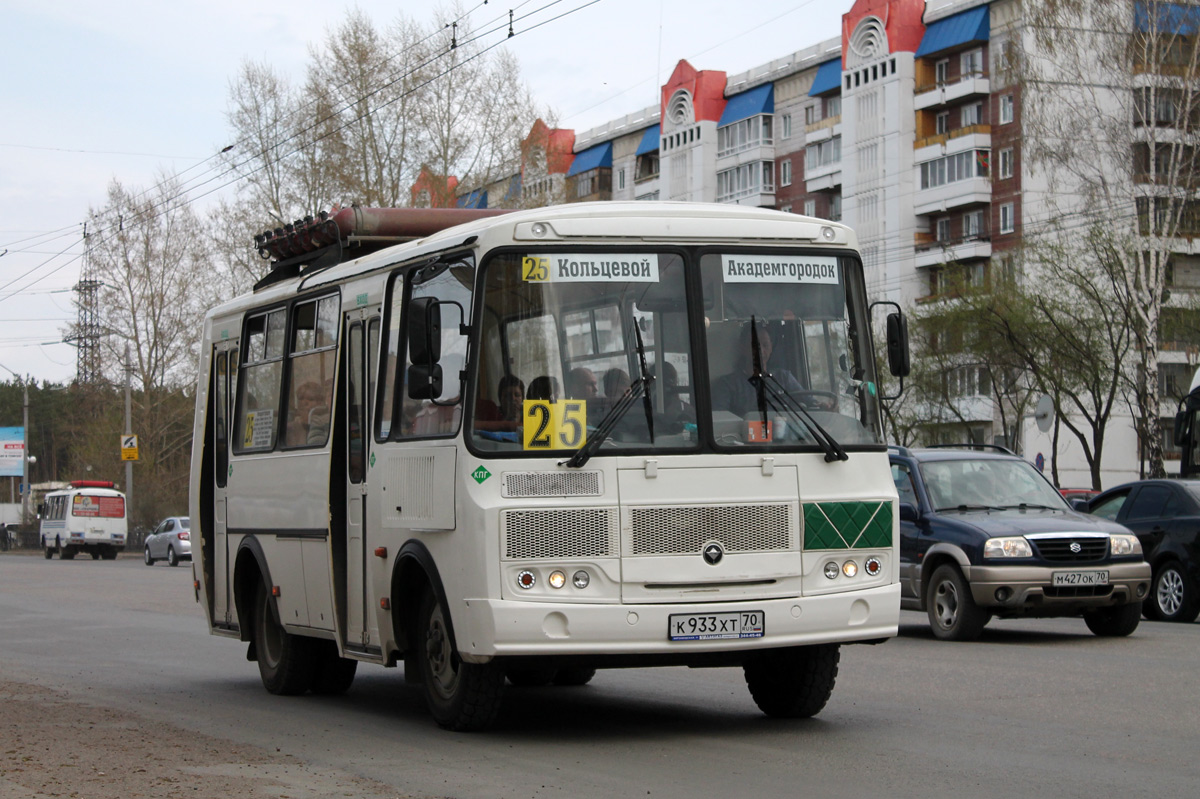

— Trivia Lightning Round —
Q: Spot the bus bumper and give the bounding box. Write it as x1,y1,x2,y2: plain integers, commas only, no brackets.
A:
454,583,900,660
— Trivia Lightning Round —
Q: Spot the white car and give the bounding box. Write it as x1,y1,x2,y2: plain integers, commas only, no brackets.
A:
144,516,191,567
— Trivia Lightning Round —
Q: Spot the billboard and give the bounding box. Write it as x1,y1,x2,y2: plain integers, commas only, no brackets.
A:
0,427,23,477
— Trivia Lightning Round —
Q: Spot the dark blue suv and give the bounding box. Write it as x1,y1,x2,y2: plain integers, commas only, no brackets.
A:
890,445,1150,641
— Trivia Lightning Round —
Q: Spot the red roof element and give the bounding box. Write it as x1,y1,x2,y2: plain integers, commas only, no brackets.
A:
70,480,116,489
410,166,459,208
842,0,926,60
521,119,576,179
661,60,727,124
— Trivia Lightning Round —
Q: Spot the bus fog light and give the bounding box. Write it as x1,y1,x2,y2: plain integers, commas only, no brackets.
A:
517,570,536,590
572,570,590,589
864,557,881,576
824,562,839,580
842,560,858,578
548,570,566,589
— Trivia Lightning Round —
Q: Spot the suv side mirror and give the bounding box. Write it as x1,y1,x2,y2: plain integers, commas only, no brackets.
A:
1070,498,1091,513
898,502,921,522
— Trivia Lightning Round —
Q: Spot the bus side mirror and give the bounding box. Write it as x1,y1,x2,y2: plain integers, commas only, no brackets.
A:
886,312,911,378
37,503,44,516
1175,409,1190,447
407,364,444,400
408,298,441,367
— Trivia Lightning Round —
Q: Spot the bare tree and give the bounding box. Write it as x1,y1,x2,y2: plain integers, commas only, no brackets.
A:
1019,0,1200,477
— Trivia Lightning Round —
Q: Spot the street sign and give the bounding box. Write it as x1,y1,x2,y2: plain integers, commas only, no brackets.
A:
120,434,139,462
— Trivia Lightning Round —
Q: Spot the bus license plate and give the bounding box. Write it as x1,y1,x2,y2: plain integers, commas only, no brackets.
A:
668,611,764,641
1052,570,1109,587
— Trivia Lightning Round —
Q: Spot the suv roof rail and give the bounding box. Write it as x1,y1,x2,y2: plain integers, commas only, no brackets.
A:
887,444,911,456
924,443,1016,455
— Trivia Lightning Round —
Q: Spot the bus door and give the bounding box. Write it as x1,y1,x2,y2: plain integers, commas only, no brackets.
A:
344,310,381,651
212,339,239,626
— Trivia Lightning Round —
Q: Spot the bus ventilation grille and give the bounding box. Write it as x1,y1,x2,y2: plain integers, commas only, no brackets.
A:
628,503,794,556
502,471,602,498
502,507,617,559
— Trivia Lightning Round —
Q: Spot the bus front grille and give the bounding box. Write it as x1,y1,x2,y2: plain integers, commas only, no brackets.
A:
502,507,618,559
628,503,795,556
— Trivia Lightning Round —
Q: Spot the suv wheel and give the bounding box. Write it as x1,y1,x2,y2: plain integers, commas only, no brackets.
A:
1083,602,1141,637
1148,561,1200,623
926,564,989,641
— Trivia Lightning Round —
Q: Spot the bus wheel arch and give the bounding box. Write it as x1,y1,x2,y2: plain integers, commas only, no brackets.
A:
233,537,274,645
390,541,452,667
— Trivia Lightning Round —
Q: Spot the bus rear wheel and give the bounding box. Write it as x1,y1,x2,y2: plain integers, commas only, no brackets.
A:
253,582,315,695
310,640,357,695
44,541,54,559
416,587,504,731
743,644,840,719
60,545,76,560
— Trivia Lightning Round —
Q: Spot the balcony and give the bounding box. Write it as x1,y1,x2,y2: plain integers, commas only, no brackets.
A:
915,124,992,154
914,74,990,110
914,177,992,215
914,232,993,268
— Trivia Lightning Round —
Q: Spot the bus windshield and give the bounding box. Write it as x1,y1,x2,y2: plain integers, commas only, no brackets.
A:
469,247,882,456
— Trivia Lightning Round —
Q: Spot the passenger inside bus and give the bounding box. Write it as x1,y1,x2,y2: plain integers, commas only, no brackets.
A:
527,375,559,402
710,321,803,418
602,367,631,400
287,380,331,446
475,374,525,432
565,367,599,400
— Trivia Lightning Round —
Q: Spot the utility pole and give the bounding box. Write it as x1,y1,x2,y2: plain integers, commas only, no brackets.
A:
124,344,133,525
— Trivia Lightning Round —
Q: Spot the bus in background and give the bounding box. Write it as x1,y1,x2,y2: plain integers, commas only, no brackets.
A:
190,202,911,730
39,480,127,560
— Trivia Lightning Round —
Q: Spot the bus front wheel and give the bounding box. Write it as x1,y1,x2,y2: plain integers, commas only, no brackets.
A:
416,587,504,731
44,540,54,559
743,644,840,719
253,582,314,695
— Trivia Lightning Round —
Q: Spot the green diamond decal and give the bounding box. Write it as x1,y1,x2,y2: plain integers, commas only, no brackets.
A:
471,466,492,484
370,451,376,468
803,501,893,550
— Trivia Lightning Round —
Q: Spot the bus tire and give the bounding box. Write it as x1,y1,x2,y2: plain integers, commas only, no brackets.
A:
310,640,357,695
101,547,118,560
90,550,101,560
743,644,840,719
167,546,179,567
253,581,315,695
60,545,76,560
416,587,504,731
505,665,558,687
552,667,597,686
44,541,54,559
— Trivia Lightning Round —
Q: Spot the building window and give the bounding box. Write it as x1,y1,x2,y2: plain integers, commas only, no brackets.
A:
781,203,792,213
618,168,626,190
805,136,842,170
636,152,659,181
804,199,817,216
716,161,775,202
961,102,982,127
829,194,842,221
936,111,949,134
826,96,841,117
919,149,990,189
805,105,815,125
964,210,984,238
935,59,949,84
999,147,1014,179
781,159,792,187
999,94,1014,124
936,217,952,241
717,114,773,157
781,114,792,139
1000,202,1016,234
961,48,984,77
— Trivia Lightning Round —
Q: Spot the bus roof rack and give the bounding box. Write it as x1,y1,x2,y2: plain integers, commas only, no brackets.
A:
252,206,510,292
69,480,117,489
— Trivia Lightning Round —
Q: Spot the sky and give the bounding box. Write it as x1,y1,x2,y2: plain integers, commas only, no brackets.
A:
0,0,849,385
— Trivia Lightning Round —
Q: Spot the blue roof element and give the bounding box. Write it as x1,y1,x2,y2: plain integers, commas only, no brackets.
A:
808,58,842,97
915,6,990,57
718,84,774,127
1136,1,1200,34
456,189,487,209
635,124,660,156
566,141,613,177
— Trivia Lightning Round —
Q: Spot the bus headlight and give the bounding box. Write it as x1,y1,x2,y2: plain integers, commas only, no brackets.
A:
842,560,858,578
572,570,590,589
548,570,567,589
824,561,840,579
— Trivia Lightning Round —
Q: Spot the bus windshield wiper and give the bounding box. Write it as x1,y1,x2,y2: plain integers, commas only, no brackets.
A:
561,323,655,469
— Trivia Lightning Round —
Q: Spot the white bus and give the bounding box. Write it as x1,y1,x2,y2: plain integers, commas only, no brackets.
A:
40,480,127,560
190,202,911,730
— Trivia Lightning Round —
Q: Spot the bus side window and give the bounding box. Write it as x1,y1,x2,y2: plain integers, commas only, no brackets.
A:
235,308,286,453
284,295,339,448
398,262,473,439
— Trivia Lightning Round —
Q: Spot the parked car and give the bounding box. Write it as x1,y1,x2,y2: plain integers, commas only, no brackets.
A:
144,516,191,567
1084,479,1200,623
1060,488,1099,503
891,445,1151,641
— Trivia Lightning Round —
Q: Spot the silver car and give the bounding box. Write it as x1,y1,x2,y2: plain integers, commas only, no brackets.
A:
144,516,191,567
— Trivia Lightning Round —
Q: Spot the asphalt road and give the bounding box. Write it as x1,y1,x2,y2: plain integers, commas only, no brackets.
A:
2,551,1198,798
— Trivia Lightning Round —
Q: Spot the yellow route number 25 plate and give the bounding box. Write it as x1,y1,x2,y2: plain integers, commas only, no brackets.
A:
523,399,586,451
